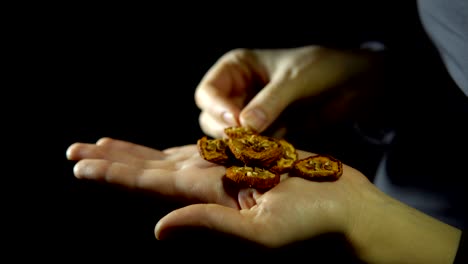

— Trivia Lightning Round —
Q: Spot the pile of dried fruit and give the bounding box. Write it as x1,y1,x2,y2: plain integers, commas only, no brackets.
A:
197,126,343,189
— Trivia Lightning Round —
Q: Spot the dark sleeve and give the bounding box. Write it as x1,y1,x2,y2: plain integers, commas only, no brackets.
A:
454,231,467,264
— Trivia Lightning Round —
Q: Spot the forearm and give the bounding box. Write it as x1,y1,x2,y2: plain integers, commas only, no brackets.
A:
350,188,461,264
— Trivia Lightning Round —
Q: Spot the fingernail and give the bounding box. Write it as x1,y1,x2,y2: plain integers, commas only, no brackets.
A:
222,111,237,126
242,108,267,132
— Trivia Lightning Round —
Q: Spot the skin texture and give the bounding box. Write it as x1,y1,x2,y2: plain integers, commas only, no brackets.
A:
66,138,461,264
194,46,381,138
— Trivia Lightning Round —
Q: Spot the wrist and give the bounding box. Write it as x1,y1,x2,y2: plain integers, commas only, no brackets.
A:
348,187,461,264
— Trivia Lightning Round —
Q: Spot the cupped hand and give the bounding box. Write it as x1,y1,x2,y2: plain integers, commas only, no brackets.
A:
66,137,372,256
66,137,462,263
195,46,379,138
155,159,374,248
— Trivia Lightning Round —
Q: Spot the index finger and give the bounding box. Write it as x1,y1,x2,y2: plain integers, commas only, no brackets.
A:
194,49,260,127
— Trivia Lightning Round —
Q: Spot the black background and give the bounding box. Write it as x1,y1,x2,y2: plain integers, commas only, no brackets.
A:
26,2,412,262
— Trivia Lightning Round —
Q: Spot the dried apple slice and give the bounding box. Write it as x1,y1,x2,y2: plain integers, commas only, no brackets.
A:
224,126,256,139
225,165,280,189
197,136,232,165
227,134,283,167
270,139,298,174
291,154,343,181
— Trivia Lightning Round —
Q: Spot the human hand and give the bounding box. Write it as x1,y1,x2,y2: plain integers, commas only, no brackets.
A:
66,136,319,207
66,137,239,208
154,156,370,247
66,137,461,263
66,137,316,208
67,136,361,247
154,156,461,264
195,46,381,138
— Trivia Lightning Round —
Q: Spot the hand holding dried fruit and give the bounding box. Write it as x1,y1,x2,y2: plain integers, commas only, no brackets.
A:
197,126,343,189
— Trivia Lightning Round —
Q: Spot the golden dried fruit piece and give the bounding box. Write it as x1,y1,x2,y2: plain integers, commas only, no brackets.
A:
291,154,343,181
224,126,256,139
225,165,280,189
228,134,283,167
270,139,298,174
197,136,232,165
198,126,344,188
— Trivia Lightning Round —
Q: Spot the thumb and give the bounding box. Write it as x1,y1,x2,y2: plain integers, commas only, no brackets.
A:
155,204,252,241
239,77,300,133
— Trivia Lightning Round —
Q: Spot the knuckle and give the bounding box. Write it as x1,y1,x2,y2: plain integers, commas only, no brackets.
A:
225,48,251,62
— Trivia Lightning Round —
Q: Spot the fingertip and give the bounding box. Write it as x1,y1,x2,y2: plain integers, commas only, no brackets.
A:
154,220,163,240
96,137,113,145
240,108,268,133
154,215,183,241
238,188,261,209
65,146,72,160
222,111,239,127
65,143,79,160
72,161,82,179
73,160,99,180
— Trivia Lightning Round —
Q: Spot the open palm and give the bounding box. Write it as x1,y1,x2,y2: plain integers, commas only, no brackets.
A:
66,137,240,208
66,137,316,209
67,137,376,250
